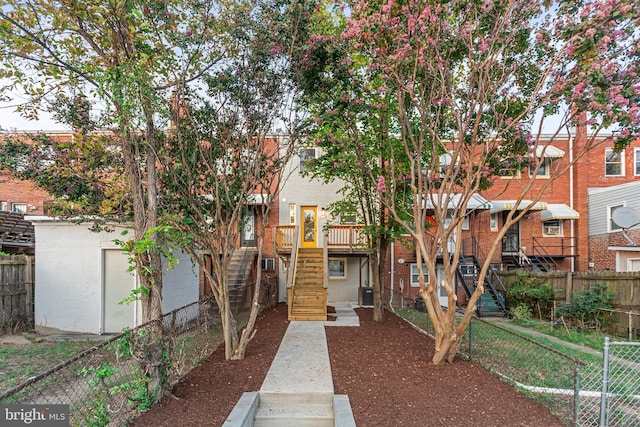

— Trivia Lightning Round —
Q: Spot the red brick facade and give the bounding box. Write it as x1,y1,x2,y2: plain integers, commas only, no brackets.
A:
383,127,640,303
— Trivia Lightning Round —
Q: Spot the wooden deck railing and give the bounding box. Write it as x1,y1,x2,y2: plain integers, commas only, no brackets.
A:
273,225,367,252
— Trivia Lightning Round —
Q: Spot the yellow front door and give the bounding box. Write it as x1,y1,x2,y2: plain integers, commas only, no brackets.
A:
301,206,317,247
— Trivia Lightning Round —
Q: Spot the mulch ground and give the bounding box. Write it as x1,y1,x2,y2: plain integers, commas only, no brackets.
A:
132,303,564,426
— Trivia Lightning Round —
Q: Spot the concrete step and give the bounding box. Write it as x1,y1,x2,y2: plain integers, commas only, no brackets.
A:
254,392,334,427
289,314,328,321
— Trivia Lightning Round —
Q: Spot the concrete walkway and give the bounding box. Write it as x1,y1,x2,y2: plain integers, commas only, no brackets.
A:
224,303,359,426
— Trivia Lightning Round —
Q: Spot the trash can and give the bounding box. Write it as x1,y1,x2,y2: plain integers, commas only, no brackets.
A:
361,287,373,306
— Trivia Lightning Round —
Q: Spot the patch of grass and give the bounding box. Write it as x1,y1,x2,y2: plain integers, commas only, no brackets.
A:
513,319,607,351
0,340,97,394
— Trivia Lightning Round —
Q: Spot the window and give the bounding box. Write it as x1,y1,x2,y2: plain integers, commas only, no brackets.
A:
490,213,498,231
605,148,624,176
11,203,27,214
0,201,7,211
498,159,521,178
289,204,296,225
439,151,458,172
529,158,551,177
410,263,430,287
635,148,640,176
298,148,316,174
329,258,346,279
261,258,275,271
542,219,563,236
609,204,625,232
339,213,357,225
461,215,469,230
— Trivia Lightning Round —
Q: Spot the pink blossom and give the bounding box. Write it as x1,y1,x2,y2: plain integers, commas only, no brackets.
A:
585,28,596,38
377,176,386,192
382,0,394,14
479,42,489,53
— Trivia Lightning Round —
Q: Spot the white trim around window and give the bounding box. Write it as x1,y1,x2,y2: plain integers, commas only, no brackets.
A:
410,263,429,287
529,157,552,178
329,258,347,279
605,148,625,177
608,203,626,232
542,219,563,236
490,213,498,231
634,147,640,176
11,203,27,214
298,148,316,174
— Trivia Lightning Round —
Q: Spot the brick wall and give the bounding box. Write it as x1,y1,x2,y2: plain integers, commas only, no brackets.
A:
0,172,51,215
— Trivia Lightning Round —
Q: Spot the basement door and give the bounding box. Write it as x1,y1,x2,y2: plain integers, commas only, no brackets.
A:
103,249,136,333
436,265,450,307
502,213,520,253
241,209,257,247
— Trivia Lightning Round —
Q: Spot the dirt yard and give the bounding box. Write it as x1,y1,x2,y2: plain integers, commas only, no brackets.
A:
132,304,564,426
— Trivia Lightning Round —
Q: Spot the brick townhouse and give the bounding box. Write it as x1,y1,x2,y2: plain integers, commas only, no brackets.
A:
385,125,640,309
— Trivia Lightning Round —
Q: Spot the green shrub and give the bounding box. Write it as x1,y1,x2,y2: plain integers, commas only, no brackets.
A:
506,272,555,320
556,283,614,330
510,304,533,322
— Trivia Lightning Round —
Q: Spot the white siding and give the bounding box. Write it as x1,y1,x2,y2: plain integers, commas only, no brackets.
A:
588,181,640,235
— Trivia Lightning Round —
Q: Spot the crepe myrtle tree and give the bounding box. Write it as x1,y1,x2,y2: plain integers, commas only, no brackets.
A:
342,0,640,364
159,0,308,360
295,3,409,321
0,0,234,396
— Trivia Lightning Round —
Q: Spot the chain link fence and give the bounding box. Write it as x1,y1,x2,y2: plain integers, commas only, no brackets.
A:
0,299,220,426
391,294,640,427
389,295,581,425
578,339,640,427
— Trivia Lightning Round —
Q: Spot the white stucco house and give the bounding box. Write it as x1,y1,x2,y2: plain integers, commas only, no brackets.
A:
30,217,199,334
276,146,371,306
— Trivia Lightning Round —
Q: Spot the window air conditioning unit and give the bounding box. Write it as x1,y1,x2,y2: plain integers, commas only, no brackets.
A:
544,226,561,235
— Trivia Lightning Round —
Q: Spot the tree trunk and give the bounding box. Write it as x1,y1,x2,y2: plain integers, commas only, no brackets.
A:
232,229,266,360
119,114,167,399
372,235,389,322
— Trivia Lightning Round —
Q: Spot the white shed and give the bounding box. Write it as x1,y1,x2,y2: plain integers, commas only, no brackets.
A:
30,217,199,334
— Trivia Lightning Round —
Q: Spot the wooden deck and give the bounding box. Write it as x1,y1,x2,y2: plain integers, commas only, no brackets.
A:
273,225,368,255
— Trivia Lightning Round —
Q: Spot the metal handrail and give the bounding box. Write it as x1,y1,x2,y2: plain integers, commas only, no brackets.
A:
532,235,577,258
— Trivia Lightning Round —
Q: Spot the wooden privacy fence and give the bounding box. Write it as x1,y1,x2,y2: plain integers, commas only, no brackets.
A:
0,255,34,334
499,270,640,338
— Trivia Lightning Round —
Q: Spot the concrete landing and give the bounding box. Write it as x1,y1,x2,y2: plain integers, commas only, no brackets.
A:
326,303,360,327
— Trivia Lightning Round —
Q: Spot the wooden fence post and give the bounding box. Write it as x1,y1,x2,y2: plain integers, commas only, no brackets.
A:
25,255,34,327
566,270,572,303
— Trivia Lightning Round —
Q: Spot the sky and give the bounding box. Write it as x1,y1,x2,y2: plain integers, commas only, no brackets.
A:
0,87,68,131
1,109,67,131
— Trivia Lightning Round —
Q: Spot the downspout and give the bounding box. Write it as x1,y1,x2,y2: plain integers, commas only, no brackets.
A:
568,125,575,273
390,240,395,306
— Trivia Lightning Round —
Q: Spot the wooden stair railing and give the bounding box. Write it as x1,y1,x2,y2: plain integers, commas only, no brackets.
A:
287,225,300,321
